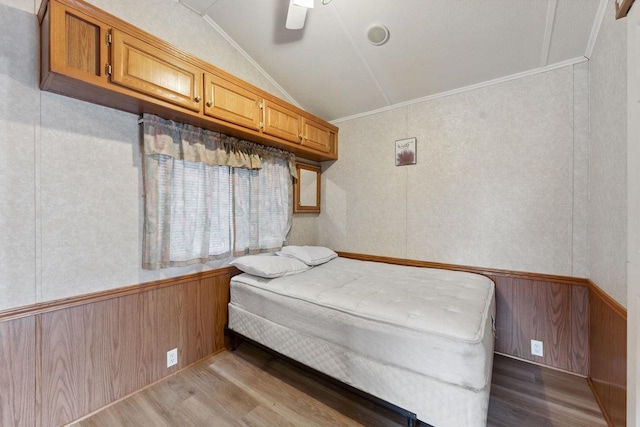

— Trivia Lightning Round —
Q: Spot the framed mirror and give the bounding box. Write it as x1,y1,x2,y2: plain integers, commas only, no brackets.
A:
294,163,321,213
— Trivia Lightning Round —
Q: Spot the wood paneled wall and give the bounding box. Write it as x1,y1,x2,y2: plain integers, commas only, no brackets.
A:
492,276,589,374
0,317,35,427
0,254,628,426
589,281,627,427
337,252,590,375
0,267,238,427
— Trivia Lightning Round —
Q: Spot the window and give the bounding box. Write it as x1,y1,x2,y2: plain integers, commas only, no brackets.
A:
141,114,295,270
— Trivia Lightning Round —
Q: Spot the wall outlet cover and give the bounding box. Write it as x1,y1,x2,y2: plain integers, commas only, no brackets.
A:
167,348,178,368
531,339,543,357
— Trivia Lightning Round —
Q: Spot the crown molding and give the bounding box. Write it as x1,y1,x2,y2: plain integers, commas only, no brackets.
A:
201,15,301,108
331,57,588,124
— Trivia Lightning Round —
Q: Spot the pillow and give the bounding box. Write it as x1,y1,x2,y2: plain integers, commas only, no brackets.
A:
230,254,310,278
276,245,338,266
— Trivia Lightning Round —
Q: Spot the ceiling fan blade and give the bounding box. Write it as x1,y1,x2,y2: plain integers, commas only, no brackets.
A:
294,0,314,8
286,0,308,30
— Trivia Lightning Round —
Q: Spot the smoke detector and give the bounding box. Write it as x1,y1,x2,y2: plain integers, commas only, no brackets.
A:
367,25,390,46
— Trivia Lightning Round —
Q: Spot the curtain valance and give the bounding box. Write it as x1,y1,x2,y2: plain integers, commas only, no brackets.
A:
141,113,296,177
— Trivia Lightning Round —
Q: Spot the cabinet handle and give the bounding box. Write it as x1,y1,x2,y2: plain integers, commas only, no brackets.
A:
194,95,201,102
206,100,213,107
299,134,304,140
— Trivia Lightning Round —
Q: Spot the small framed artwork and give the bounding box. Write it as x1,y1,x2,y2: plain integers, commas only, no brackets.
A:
395,137,417,166
615,0,635,19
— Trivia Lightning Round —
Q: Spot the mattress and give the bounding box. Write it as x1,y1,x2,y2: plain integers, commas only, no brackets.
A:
229,257,496,391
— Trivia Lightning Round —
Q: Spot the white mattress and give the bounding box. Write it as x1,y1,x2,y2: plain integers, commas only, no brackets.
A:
229,257,495,391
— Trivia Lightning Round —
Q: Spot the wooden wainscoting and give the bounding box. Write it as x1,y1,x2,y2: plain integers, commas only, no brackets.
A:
589,280,627,427
0,266,238,427
491,276,589,374
337,252,590,375
0,316,36,427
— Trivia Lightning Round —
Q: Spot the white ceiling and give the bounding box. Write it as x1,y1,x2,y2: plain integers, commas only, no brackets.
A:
178,0,605,122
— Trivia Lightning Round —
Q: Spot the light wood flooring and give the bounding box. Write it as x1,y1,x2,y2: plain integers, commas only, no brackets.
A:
74,343,607,427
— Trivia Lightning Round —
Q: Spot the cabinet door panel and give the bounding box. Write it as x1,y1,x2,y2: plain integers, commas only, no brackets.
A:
204,73,261,131
263,100,300,143
111,29,203,112
301,118,332,153
47,1,108,85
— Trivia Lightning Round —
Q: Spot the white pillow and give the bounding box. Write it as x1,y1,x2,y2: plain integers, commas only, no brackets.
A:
277,245,338,266
230,254,310,278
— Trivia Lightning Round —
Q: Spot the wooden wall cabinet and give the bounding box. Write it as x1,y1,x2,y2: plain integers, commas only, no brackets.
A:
111,29,204,113
203,72,262,131
38,0,338,162
263,99,301,143
301,117,334,154
42,0,108,87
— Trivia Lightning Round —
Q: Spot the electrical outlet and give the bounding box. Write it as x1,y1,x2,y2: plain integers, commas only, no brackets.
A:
167,348,178,368
531,339,543,357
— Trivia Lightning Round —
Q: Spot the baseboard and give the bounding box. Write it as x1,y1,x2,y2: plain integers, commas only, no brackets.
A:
588,377,615,427
67,346,228,425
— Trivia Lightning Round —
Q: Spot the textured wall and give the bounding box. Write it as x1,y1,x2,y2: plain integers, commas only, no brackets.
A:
589,0,627,307
0,3,38,309
288,215,319,246
0,0,292,310
320,65,590,277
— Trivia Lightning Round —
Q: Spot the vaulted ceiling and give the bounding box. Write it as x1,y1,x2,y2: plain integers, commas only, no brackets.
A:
178,0,605,122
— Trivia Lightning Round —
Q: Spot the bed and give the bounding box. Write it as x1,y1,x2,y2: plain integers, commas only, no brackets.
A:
227,248,496,427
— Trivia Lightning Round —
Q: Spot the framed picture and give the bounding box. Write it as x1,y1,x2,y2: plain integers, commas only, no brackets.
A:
615,0,635,18
395,137,417,166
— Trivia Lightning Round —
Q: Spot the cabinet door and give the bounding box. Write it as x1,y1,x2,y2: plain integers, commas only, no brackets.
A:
301,117,333,153
110,29,203,112
45,0,109,86
203,72,262,131
262,99,300,143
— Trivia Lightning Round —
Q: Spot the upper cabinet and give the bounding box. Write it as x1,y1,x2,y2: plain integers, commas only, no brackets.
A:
111,29,204,113
41,0,108,87
203,72,262,131
262,99,300,143
301,117,333,154
38,0,338,162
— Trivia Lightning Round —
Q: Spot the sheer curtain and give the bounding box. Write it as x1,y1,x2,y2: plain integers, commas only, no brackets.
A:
141,114,295,270
233,156,292,255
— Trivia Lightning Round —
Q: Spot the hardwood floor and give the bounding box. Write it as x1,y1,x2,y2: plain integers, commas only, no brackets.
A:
74,344,607,427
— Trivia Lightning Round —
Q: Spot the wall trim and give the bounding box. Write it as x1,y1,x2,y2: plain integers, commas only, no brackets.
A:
336,251,590,285
336,254,630,319
330,57,588,124
338,251,591,374
588,279,627,321
201,15,301,108
0,266,239,323
585,0,609,58
589,279,627,426
588,377,616,427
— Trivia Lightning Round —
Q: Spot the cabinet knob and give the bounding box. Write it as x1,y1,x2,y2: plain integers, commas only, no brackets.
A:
206,100,213,107
194,95,202,102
